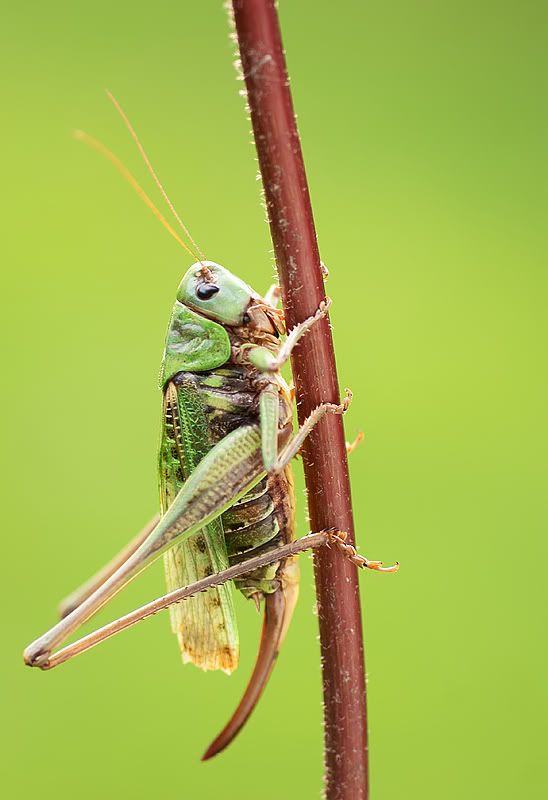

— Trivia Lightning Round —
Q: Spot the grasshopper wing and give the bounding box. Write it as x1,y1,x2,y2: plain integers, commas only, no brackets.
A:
160,379,239,673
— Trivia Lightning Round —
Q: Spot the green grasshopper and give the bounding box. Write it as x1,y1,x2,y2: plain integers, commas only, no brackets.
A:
24,95,395,759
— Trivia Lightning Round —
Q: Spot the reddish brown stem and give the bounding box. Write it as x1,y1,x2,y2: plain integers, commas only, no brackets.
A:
232,2,368,798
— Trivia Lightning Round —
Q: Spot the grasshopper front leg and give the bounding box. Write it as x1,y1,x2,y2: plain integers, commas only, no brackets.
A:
247,297,340,472
245,298,331,374
24,424,266,668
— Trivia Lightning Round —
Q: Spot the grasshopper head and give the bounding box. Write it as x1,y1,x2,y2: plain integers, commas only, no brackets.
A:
177,261,283,334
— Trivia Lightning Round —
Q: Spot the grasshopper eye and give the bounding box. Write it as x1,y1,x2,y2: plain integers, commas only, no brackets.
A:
196,284,220,300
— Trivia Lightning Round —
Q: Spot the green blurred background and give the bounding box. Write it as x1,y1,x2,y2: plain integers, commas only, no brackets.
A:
2,1,547,797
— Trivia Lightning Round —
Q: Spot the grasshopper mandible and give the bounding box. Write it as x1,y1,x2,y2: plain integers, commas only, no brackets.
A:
24,94,396,759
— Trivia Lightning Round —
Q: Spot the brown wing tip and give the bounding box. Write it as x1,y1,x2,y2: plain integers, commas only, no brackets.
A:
179,637,239,674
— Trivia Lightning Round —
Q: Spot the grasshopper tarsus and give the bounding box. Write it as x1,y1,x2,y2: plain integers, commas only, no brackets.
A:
328,531,400,573
346,430,365,455
341,387,353,412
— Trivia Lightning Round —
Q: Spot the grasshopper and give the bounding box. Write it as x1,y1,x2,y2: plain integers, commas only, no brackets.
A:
24,95,396,759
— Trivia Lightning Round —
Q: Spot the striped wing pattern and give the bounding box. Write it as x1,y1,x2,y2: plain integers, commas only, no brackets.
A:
159,379,239,673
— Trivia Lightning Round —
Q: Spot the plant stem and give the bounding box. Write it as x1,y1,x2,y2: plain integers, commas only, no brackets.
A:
231,2,369,797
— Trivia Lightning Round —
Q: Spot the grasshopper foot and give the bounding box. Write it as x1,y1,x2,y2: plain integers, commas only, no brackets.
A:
329,530,399,573
339,388,353,414
346,431,364,454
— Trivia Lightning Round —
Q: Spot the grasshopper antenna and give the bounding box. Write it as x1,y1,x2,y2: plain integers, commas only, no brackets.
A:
106,90,212,278
73,130,199,260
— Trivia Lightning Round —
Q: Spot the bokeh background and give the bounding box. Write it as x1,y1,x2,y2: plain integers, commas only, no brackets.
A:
2,1,547,798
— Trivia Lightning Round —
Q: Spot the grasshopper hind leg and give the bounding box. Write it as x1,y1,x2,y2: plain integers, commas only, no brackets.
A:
58,514,160,618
